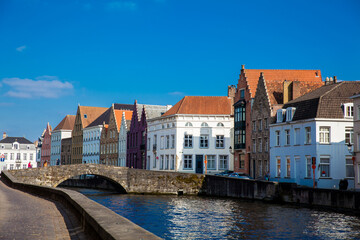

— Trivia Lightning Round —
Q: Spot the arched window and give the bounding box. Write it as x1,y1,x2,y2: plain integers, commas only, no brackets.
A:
185,122,193,127
201,122,209,127
217,122,224,127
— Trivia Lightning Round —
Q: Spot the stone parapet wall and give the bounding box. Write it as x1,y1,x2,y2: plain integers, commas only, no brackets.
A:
1,170,161,240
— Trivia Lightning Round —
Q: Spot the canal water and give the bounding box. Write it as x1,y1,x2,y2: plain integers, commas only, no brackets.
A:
75,188,360,239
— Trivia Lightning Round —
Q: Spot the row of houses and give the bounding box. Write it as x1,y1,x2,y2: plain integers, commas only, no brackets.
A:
7,65,359,190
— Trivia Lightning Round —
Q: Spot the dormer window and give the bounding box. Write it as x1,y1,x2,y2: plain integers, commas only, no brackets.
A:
343,103,353,118
277,109,286,123
84,114,88,119
217,122,224,127
13,143,19,149
286,107,296,122
185,122,193,127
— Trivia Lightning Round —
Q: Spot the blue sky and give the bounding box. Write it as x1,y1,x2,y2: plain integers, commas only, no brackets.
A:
0,0,359,141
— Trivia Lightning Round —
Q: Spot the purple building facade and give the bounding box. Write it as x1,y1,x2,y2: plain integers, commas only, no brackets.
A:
127,101,170,169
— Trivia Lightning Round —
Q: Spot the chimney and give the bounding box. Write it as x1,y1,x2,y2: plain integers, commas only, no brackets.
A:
3,132,6,139
330,77,333,84
241,65,245,70
333,76,337,83
283,80,293,104
227,85,236,115
325,77,329,85
292,81,301,100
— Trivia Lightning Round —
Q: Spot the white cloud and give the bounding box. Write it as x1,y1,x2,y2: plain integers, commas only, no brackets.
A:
106,1,137,11
16,45,26,52
2,76,73,99
168,91,184,96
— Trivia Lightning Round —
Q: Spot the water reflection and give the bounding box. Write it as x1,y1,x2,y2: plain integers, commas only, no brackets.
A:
75,189,360,239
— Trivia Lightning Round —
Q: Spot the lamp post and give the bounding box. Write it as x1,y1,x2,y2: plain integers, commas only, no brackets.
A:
347,142,356,190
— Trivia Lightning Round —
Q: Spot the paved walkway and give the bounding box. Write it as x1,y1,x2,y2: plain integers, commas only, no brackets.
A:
0,179,90,240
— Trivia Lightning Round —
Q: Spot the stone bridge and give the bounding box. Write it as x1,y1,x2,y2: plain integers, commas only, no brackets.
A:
5,164,205,195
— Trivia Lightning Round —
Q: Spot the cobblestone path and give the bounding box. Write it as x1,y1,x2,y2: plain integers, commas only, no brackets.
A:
0,180,90,240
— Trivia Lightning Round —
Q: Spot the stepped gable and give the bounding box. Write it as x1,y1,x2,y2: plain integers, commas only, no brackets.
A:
162,96,232,116
53,115,76,131
0,137,33,144
114,110,133,131
136,104,169,120
79,106,108,128
284,81,360,121
113,103,135,111
243,69,322,99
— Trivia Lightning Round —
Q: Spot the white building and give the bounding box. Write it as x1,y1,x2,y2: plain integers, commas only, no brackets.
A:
270,81,360,189
119,112,131,167
50,115,75,166
0,133,37,173
350,93,360,190
83,125,102,164
146,96,234,174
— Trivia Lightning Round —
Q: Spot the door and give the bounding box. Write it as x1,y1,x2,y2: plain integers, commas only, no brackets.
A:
196,155,203,174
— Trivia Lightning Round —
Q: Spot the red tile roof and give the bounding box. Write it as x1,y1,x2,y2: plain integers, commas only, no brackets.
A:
243,69,322,98
114,110,133,131
79,106,108,128
54,115,76,131
162,96,232,116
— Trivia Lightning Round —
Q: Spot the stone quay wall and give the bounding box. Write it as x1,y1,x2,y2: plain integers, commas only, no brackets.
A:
1,170,161,240
203,175,360,213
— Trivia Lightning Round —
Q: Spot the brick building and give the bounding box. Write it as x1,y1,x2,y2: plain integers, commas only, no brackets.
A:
61,137,72,165
250,70,323,178
100,104,132,166
71,105,108,164
40,122,52,167
127,101,171,169
232,65,323,175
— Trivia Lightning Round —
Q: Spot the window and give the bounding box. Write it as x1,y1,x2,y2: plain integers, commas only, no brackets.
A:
184,134,193,148
201,122,209,127
305,127,311,144
319,127,330,144
152,155,157,168
306,156,312,178
285,129,290,145
319,156,330,177
275,131,280,146
216,135,224,148
276,157,281,177
343,103,354,117
200,135,209,148
165,135,170,149
170,155,175,170
286,156,291,177
4,153,8,160
345,127,354,144
277,109,286,123
252,121,256,131
23,164,26,169
239,154,245,169
219,155,228,170
217,122,224,127
171,135,175,149
264,138,268,152
185,122,193,127
286,107,296,121
160,136,165,149
358,105,360,120
13,143,19,149
258,138,262,152
258,119,262,131
16,153,20,160
23,153,27,160
264,118,268,129
84,114,87,119
10,164,13,170
346,156,354,178
160,155,164,170
184,155,193,169
207,155,216,170
252,139,256,153
165,155,169,170
294,128,300,145
147,138,151,151
240,89,245,99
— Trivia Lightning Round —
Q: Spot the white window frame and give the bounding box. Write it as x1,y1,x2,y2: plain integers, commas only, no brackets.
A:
219,155,228,170
275,131,280,146
183,155,193,169
286,156,291,177
319,127,330,144
184,134,193,148
346,156,354,178
276,157,281,177
207,155,216,170
305,127,311,144
285,129,290,145
200,134,209,148
215,135,224,148
319,156,330,178
306,156,312,178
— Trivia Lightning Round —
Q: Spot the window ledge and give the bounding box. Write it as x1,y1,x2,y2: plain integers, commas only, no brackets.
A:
319,143,331,145
304,177,312,179
319,177,332,179
304,143,312,145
